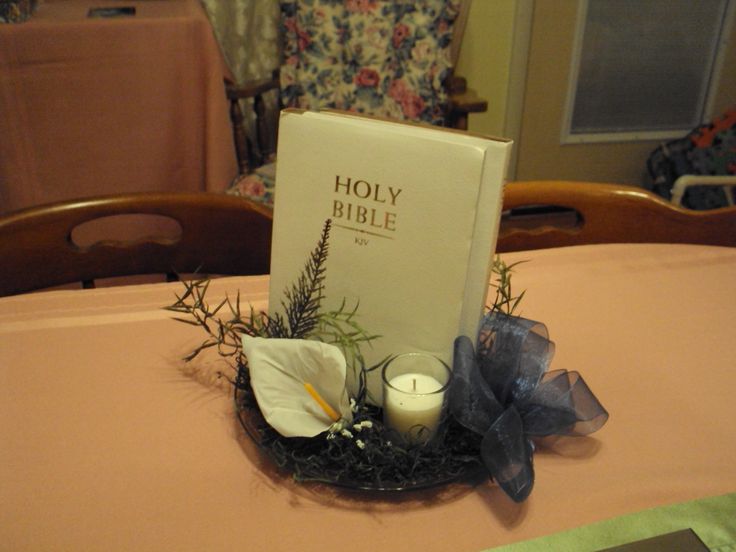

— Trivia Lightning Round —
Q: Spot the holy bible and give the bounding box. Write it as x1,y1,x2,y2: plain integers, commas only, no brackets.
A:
268,109,512,401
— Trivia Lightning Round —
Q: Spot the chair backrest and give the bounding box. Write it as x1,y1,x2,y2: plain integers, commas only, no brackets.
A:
279,0,461,126
647,107,736,209
0,192,273,297
225,0,487,175
670,175,736,207
497,181,736,253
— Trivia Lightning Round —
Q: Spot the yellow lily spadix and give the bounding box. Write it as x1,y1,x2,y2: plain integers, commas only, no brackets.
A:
303,382,341,422
241,336,353,437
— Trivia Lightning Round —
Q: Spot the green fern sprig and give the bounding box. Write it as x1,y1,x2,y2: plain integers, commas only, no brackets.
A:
167,218,379,397
165,279,270,365
489,255,527,315
279,218,331,339
312,299,386,405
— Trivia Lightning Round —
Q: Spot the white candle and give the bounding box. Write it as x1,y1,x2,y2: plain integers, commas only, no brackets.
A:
383,372,446,444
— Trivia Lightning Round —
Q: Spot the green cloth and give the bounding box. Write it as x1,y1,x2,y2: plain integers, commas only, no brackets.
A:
485,493,736,552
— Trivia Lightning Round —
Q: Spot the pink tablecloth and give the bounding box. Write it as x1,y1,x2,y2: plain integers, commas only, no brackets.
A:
0,0,237,214
1,243,734,551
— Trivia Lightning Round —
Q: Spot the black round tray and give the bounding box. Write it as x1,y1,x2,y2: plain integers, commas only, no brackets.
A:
234,386,486,492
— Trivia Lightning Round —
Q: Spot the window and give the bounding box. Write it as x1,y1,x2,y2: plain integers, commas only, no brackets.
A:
563,0,733,143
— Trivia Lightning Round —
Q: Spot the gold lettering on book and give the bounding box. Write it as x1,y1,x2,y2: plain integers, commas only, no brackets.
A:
333,176,401,233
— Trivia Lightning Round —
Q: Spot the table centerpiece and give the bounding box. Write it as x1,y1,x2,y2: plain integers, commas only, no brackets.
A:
168,219,608,502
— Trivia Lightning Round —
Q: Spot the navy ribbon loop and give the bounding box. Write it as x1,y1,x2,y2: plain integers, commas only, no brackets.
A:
450,311,609,502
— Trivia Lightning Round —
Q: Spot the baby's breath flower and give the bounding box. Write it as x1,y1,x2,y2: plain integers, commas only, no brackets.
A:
349,398,358,413
355,439,366,450
340,429,354,439
328,419,348,434
352,420,374,432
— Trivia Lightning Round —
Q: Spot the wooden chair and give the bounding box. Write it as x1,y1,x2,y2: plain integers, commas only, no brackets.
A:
0,193,273,297
224,64,488,209
497,181,736,253
226,71,487,176
225,0,487,178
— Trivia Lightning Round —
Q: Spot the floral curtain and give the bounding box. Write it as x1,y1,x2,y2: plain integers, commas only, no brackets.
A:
200,0,281,85
280,0,461,126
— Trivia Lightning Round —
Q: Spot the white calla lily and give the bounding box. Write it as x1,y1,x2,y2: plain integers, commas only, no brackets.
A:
242,335,354,437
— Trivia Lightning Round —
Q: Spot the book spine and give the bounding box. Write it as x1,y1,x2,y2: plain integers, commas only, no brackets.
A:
458,144,511,341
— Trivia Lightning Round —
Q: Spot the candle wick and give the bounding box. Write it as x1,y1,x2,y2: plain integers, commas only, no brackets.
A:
413,378,416,392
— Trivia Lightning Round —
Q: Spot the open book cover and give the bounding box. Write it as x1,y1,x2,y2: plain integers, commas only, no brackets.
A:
269,109,512,401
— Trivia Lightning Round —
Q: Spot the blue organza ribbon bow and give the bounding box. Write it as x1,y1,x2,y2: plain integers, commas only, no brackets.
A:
450,311,609,502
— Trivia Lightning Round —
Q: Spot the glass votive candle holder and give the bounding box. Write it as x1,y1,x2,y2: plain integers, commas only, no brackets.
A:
381,353,452,445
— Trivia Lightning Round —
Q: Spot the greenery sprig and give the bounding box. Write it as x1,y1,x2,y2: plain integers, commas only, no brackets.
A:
165,278,269,365
489,255,526,315
166,219,378,394
270,219,331,339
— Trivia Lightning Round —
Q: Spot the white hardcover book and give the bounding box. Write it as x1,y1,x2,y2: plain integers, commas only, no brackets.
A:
268,109,512,402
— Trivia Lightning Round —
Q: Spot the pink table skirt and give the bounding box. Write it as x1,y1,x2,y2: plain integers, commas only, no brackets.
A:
0,0,237,214
1,243,734,551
